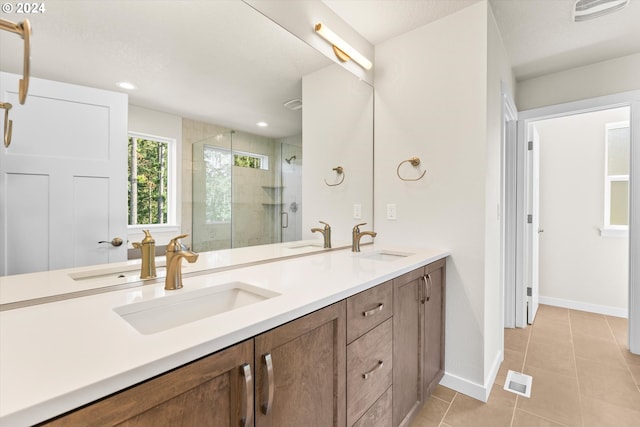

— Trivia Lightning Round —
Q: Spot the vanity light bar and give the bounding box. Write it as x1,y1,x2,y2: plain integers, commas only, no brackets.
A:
314,23,372,70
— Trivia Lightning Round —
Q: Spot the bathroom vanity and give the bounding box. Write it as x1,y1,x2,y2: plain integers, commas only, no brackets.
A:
0,244,448,426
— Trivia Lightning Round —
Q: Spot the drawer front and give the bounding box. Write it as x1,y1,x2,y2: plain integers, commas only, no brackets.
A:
346,280,393,343
352,386,392,427
347,318,393,426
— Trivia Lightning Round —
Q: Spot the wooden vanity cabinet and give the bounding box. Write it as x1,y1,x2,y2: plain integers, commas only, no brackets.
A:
254,301,347,427
40,339,255,427
345,280,393,427
37,259,446,427
392,259,446,427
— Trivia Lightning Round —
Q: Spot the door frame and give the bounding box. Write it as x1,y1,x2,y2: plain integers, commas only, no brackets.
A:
502,82,518,328
512,90,640,354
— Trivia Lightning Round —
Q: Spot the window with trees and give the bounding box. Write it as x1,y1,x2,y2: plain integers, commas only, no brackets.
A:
128,133,175,226
203,146,269,224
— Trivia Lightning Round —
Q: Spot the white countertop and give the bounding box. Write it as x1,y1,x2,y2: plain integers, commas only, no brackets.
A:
0,244,448,426
0,239,349,306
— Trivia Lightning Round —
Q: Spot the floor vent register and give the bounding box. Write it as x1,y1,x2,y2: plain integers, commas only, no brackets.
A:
503,370,533,398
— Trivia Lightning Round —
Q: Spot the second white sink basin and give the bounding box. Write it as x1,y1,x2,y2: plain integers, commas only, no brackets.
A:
114,282,280,335
359,250,414,262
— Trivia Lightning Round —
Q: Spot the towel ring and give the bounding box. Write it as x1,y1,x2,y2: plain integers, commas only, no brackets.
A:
0,18,31,104
324,166,345,186
397,157,426,181
1,103,12,147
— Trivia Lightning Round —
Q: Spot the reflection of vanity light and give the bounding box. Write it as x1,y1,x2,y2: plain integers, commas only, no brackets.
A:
314,22,372,70
117,81,136,90
256,121,269,127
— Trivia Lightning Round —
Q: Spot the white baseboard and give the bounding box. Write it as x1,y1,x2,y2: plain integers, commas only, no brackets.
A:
440,349,503,403
538,296,627,318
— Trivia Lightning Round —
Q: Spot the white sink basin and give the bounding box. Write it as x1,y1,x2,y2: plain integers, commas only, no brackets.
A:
114,282,280,335
359,250,414,262
287,243,324,249
69,261,168,283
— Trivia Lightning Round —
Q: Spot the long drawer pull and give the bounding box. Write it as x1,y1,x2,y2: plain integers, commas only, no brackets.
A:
362,360,384,379
240,363,253,427
362,303,384,317
426,274,432,302
261,353,275,415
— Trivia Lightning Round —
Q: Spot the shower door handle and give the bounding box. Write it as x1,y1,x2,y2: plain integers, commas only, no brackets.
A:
281,212,289,228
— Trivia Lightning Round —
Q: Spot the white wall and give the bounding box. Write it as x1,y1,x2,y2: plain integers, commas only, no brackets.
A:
127,105,183,247
375,0,512,400
485,4,515,383
302,64,374,243
535,108,629,315
517,53,640,111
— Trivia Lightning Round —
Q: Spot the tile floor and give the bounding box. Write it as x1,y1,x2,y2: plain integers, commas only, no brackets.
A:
410,304,640,427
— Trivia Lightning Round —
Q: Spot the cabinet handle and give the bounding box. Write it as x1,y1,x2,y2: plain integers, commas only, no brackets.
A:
240,363,253,427
362,360,384,379
261,353,274,415
426,274,432,302
362,303,384,317
420,276,427,304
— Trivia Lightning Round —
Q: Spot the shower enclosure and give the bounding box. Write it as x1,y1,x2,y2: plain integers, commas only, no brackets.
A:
192,130,302,252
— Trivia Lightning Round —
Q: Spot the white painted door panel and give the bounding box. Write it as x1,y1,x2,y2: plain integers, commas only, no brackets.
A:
0,72,128,275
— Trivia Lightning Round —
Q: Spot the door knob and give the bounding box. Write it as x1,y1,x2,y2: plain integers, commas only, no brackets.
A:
538,228,544,234
98,237,123,247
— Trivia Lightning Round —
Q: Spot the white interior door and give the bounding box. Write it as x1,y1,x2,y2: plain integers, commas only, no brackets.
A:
0,73,128,275
526,127,541,324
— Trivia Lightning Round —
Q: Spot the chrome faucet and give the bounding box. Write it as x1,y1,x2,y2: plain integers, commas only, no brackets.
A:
132,230,157,279
352,223,377,252
165,234,198,290
311,221,332,248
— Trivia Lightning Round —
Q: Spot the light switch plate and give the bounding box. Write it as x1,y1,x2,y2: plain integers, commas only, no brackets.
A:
353,204,362,219
386,204,397,220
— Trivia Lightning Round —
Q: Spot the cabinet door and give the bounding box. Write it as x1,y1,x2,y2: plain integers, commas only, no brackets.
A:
42,340,254,427
392,268,424,427
255,301,346,427
422,259,446,398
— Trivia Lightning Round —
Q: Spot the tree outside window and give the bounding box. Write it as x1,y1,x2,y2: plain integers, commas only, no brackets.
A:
128,136,169,225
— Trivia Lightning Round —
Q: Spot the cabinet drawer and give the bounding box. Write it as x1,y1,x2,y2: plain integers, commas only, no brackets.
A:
347,318,393,426
352,386,392,427
346,280,393,343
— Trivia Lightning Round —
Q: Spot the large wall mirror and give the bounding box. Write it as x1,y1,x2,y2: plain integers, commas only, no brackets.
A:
0,0,373,276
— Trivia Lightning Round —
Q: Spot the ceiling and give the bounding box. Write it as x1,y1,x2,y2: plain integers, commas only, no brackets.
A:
0,0,331,138
323,0,640,80
2,0,639,134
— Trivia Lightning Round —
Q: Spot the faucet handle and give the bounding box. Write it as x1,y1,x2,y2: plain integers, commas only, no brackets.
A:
167,234,189,252
353,222,367,231
319,221,331,229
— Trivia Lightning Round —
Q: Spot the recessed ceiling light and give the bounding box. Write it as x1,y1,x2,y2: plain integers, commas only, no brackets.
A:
256,122,268,127
117,82,136,90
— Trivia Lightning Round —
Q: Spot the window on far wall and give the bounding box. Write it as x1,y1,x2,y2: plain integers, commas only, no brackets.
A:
604,121,630,232
203,146,269,224
128,133,176,226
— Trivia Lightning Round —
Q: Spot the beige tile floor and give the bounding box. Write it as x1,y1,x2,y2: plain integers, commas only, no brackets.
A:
411,304,640,427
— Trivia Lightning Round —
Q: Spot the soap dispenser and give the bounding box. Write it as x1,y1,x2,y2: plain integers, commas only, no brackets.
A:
132,230,157,279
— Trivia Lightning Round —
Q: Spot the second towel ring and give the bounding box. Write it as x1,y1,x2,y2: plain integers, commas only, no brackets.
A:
324,166,345,186
397,157,426,181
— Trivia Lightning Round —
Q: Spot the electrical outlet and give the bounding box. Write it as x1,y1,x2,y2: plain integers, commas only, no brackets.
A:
353,204,362,219
386,203,397,220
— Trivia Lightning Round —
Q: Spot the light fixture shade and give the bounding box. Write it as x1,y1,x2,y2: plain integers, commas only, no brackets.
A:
314,23,372,70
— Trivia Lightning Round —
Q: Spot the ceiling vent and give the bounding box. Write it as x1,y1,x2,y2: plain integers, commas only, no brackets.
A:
283,99,303,111
573,0,630,21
